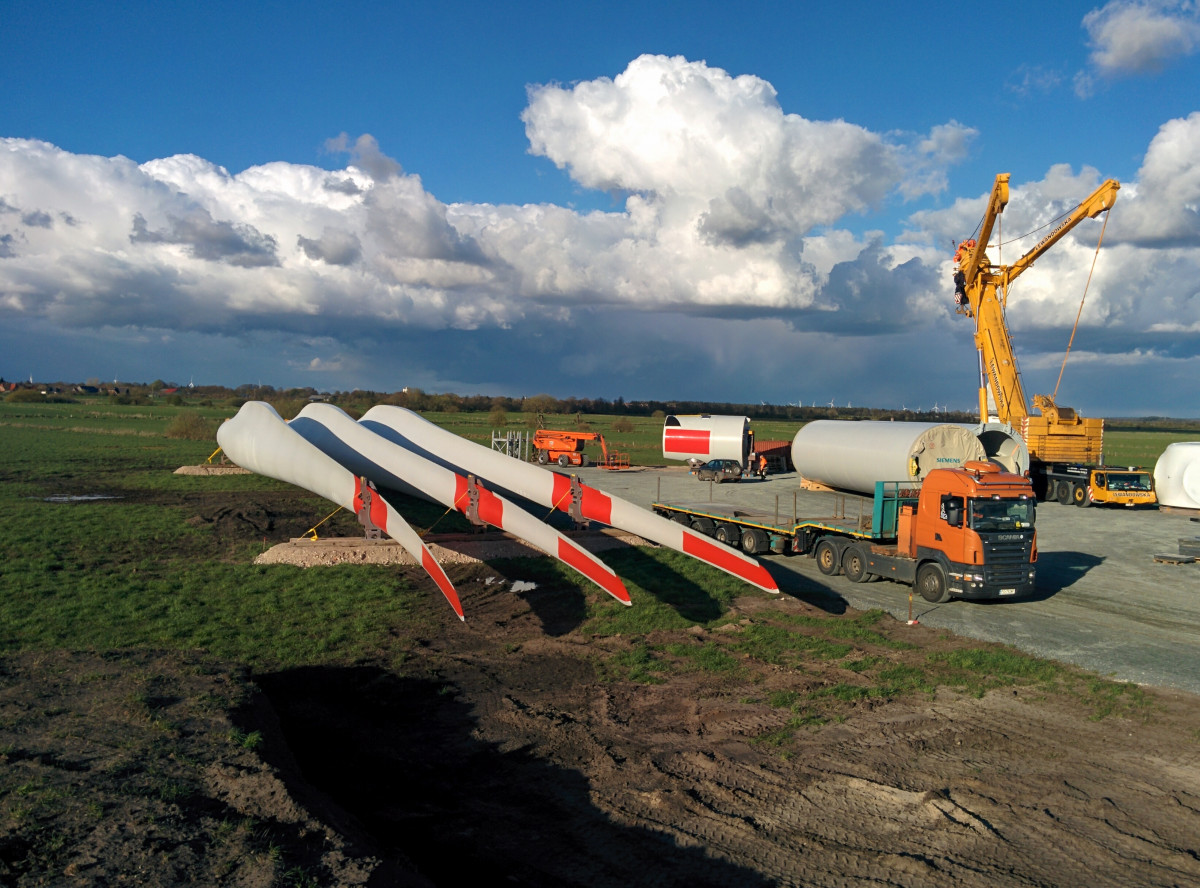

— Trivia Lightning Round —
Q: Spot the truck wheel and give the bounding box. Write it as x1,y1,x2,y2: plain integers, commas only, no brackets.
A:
741,528,768,555
690,517,715,536
1071,482,1090,507
714,523,741,546
916,563,950,604
1044,479,1058,502
1056,482,1072,505
814,539,840,576
841,545,869,583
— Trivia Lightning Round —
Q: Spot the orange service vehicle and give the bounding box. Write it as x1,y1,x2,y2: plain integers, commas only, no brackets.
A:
532,429,630,470
653,462,1037,603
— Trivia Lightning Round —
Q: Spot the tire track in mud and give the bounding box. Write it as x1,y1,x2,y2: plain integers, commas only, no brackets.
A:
507,679,1200,888
255,580,1200,887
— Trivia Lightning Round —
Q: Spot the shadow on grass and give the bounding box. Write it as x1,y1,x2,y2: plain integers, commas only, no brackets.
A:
761,558,851,615
600,546,736,623
256,666,775,888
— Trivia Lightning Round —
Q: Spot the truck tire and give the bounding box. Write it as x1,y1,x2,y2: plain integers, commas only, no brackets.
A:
1045,479,1058,502
1056,482,1072,505
815,539,840,576
916,562,950,604
741,528,768,555
841,545,870,583
690,517,715,536
1071,482,1090,507
714,523,741,546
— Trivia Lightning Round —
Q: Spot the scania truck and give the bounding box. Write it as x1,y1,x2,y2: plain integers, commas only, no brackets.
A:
653,462,1037,603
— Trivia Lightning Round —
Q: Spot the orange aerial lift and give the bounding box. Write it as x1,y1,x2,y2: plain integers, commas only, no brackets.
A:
532,429,630,470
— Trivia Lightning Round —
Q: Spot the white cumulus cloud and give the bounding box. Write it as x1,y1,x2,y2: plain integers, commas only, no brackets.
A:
1076,0,1200,95
2,55,1199,412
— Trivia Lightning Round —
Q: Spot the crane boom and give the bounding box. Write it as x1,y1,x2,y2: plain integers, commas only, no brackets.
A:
950,174,1155,508
954,175,1119,428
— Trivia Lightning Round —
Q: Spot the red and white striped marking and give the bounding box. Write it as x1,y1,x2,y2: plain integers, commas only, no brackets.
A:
295,404,629,606
360,406,779,595
663,427,712,456
218,402,465,621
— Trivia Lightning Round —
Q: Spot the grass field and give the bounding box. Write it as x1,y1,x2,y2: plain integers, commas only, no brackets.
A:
0,397,1190,694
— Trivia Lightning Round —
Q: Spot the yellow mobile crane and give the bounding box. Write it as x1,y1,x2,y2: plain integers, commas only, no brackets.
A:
953,173,1155,507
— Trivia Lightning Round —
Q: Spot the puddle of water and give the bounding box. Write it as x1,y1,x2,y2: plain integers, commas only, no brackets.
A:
40,495,122,503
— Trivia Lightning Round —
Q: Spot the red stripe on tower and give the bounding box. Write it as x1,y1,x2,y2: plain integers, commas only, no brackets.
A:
664,428,711,455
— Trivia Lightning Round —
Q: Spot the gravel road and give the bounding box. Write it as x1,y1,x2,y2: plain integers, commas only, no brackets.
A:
574,466,1200,694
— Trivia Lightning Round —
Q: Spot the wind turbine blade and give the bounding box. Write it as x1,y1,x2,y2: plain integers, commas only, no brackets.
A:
216,402,465,620
359,406,780,594
290,404,630,605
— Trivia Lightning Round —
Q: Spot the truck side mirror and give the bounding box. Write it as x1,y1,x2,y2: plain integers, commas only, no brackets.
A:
941,495,963,527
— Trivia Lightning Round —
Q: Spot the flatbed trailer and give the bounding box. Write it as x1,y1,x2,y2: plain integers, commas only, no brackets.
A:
654,464,1038,603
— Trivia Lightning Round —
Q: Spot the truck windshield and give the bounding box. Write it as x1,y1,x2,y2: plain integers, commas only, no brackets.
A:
969,498,1035,532
1107,472,1153,492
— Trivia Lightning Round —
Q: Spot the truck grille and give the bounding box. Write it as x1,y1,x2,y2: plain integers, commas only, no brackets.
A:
981,533,1034,584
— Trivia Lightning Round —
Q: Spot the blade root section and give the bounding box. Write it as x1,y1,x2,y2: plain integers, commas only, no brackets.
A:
216,402,464,620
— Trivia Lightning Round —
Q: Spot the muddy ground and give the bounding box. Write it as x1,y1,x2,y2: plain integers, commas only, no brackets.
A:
3,490,1200,886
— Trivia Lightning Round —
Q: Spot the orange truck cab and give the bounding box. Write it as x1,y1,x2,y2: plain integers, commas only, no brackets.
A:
904,461,1038,601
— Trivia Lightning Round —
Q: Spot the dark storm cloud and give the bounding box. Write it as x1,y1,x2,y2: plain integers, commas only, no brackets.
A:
297,229,362,266
21,210,53,228
323,175,362,196
130,209,280,268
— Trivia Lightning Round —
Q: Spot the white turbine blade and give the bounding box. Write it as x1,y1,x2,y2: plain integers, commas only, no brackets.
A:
290,404,630,605
216,402,464,620
359,406,780,594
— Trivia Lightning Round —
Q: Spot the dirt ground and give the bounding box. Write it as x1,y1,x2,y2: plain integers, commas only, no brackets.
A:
3,488,1200,886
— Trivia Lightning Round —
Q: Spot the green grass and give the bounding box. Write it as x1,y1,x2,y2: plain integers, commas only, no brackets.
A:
0,398,1173,725
1103,430,1198,468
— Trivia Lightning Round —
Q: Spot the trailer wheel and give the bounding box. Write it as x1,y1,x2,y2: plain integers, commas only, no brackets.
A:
741,528,768,555
672,512,690,525
841,545,869,583
1071,482,1090,507
916,562,950,604
815,539,840,576
1056,482,1072,505
714,523,741,546
690,517,715,536
1044,479,1057,502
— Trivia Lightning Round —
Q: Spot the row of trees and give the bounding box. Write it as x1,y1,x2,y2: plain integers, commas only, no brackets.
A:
11,379,1200,429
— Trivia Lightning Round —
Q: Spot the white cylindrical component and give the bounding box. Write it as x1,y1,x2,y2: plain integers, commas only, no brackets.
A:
361,405,779,594
969,422,1029,476
1154,442,1200,509
791,421,987,494
217,402,464,620
662,415,750,464
290,404,629,605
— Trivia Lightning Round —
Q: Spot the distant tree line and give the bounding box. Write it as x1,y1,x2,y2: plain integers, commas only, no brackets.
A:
7,378,1199,428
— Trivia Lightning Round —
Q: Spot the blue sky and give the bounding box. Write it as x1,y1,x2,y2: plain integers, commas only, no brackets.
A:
2,0,1199,416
